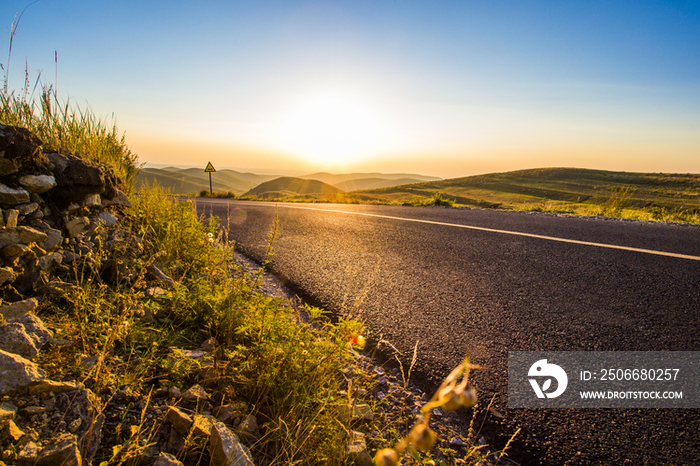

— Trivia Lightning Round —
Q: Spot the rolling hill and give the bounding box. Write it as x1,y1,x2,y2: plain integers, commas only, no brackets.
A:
243,177,343,198
353,167,700,214
137,167,440,195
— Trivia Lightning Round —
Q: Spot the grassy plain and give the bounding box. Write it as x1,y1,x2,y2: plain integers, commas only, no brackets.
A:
241,168,700,224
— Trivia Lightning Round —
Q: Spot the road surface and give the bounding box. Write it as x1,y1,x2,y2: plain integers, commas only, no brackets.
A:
194,198,700,465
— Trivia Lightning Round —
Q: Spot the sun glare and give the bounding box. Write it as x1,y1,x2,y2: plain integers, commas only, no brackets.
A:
276,92,387,167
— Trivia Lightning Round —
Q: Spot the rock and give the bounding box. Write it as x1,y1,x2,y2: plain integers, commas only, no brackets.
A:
64,217,90,238
182,384,210,402
96,212,118,227
153,452,183,466
0,322,40,359
0,402,17,421
201,338,218,353
4,420,24,441
15,314,53,350
0,298,38,322
0,184,30,205
208,420,254,466
52,390,103,462
0,125,45,169
36,433,82,466
3,209,18,228
0,349,45,395
47,153,105,206
26,380,81,394
40,229,63,252
336,403,374,423
18,175,56,194
347,431,373,466
0,229,20,249
18,441,40,462
103,189,131,208
192,414,215,437
16,203,39,215
37,281,80,297
0,267,15,286
1,243,29,263
213,405,241,425
17,226,48,244
166,407,193,436
147,264,175,287
0,158,18,176
238,414,260,440
37,252,63,270
82,194,101,208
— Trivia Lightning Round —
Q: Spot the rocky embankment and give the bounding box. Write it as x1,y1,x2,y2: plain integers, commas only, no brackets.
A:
0,125,256,466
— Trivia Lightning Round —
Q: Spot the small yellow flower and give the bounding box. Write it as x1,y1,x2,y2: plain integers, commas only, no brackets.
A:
374,448,399,466
408,424,437,451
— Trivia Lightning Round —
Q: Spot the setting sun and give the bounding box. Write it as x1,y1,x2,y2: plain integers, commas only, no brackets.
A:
275,91,389,167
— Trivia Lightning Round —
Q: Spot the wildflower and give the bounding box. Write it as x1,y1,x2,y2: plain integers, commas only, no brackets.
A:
374,448,399,466
409,423,437,451
349,334,366,350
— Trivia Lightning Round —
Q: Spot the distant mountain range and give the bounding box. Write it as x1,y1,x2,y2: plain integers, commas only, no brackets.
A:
136,166,441,195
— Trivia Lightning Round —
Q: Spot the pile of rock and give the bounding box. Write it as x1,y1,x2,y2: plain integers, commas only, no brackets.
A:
0,124,131,297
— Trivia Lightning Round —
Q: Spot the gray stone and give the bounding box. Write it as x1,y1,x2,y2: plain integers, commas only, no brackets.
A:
1,243,30,263
192,414,215,437
0,298,37,322
0,158,18,175
16,203,39,215
37,252,63,270
64,217,90,238
336,403,374,423
0,184,30,205
0,267,13,287
16,314,53,349
153,452,183,466
0,323,39,359
238,414,260,439
0,228,20,249
209,420,254,466
47,153,105,206
96,212,119,227
38,281,80,297
182,384,210,402
0,349,45,395
17,226,48,244
40,228,63,252
4,209,18,227
26,379,81,394
19,175,57,194
103,189,131,208
347,431,373,466
0,401,18,420
18,441,41,462
82,194,101,207
36,433,82,466
166,406,193,436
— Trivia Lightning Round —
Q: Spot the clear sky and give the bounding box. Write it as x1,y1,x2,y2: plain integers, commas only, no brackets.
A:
2,0,699,178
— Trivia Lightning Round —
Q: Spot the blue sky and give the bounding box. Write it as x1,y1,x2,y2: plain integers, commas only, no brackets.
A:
1,0,699,177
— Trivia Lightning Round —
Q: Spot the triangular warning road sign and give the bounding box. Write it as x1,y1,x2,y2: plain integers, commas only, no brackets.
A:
204,162,216,173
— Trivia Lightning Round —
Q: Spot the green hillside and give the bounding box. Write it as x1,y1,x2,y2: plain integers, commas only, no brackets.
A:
136,167,277,195
351,167,700,221
243,177,343,198
334,177,431,191
301,172,440,185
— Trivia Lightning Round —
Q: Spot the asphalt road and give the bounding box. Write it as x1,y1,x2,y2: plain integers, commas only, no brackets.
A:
194,198,700,465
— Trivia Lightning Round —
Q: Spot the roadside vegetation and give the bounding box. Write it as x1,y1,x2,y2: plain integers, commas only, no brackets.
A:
1,38,501,466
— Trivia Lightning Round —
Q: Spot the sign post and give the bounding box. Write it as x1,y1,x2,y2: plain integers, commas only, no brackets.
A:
204,162,216,196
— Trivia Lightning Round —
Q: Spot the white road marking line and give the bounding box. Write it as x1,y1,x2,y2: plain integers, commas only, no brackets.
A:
264,203,700,262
